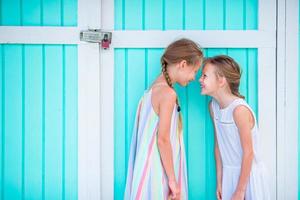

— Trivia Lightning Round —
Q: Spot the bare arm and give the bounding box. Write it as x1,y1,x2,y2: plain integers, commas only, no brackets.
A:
233,106,255,197
157,89,177,182
209,101,222,200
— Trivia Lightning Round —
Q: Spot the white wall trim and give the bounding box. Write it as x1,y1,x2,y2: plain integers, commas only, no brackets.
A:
0,26,81,44
78,0,101,199
0,27,275,48
258,0,277,199
276,0,286,198
78,44,101,200
111,30,275,48
285,0,299,198
99,0,114,198
277,0,299,199
257,48,277,198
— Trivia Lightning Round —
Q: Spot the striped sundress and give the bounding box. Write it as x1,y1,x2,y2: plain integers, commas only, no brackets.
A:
124,88,188,200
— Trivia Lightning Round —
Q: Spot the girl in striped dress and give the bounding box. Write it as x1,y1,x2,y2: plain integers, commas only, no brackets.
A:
199,55,270,200
124,38,203,200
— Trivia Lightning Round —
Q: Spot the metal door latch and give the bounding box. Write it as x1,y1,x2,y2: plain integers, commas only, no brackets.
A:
80,29,112,49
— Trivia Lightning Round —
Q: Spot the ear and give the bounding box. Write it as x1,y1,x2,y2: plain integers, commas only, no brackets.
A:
178,60,187,69
218,76,227,87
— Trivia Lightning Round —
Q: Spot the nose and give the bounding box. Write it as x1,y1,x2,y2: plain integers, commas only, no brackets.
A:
199,76,202,83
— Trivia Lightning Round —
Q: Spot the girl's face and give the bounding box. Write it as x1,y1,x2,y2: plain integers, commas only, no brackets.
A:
176,61,201,86
199,63,220,95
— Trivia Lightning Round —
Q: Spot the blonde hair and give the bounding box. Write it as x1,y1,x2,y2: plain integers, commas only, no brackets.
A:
160,38,204,131
204,55,245,99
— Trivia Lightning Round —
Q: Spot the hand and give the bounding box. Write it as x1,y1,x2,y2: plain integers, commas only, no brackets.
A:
216,184,222,200
168,179,180,200
231,189,245,200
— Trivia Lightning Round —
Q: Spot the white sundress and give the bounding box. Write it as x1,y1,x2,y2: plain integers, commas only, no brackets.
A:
211,98,270,200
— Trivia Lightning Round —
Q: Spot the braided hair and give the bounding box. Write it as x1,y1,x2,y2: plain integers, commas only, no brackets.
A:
160,38,203,131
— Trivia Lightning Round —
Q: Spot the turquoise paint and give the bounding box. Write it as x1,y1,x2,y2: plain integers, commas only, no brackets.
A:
24,45,43,200
205,0,225,30
126,49,146,168
185,0,204,30
44,45,63,199
23,0,42,25
43,0,62,25
0,0,78,198
165,0,183,30
146,49,164,87
0,44,78,200
125,0,143,30
114,49,126,200
1,0,21,25
63,0,77,26
64,45,78,200
0,45,2,200
0,0,77,26
225,0,244,29
144,0,163,30
114,0,124,30
247,49,258,117
245,0,258,29
3,45,23,200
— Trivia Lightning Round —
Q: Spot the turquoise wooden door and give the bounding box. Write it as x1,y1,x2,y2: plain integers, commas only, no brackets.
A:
298,1,300,196
0,0,78,199
114,0,259,199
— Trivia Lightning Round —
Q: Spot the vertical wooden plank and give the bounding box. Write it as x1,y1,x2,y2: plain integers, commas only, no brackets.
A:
1,0,21,25
205,0,224,29
63,0,77,26
126,49,145,167
284,0,299,197
225,0,244,29
186,76,206,199
146,49,163,86
44,45,63,200
114,0,123,30
245,0,258,29
165,0,183,29
22,0,41,26
43,0,61,26
124,0,143,30
247,49,258,117
298,0,300,196
0,45,3,200
64,45,77,200
3,45,23,200
205,94,215,199
145,0,163,30
24,45,43,200
185,0,204,30
114,49,126,200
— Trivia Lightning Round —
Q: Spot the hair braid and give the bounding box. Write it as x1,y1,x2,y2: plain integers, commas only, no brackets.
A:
161,58,182,130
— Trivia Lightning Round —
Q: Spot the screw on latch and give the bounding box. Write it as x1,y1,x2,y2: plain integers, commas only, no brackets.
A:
101,33,111,49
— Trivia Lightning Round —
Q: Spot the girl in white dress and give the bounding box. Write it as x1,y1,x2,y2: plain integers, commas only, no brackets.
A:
199,55,270,200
